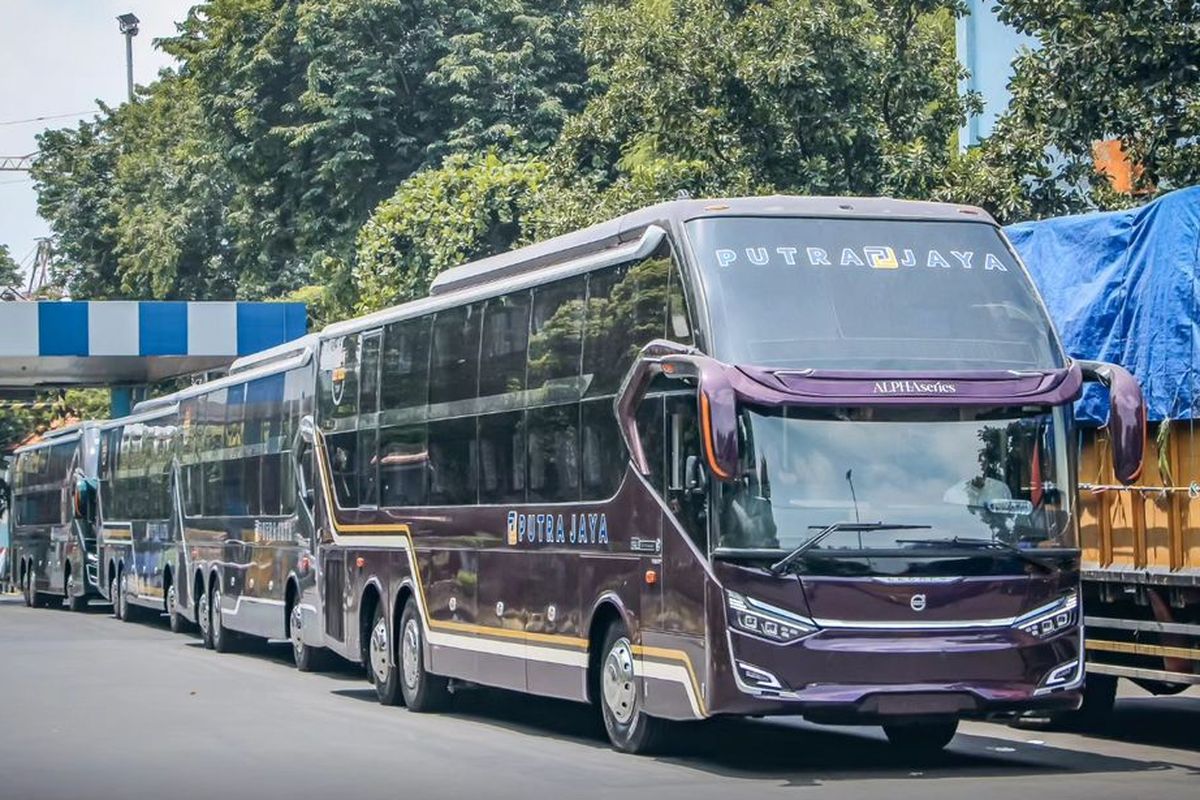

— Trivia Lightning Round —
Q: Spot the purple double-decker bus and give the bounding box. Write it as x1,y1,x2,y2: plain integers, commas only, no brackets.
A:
290,196,1147,754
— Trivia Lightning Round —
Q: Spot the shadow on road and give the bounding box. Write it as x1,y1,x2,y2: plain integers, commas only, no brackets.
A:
86,597,1200,780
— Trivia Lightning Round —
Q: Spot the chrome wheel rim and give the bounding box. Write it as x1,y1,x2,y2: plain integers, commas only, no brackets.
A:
290,605,304,661
401,618,421,691
110,578,118,610
212,589,223,643
67,575,76,600
167,585,177,620
602,637,637,725
119,575,128,618
369,617,390,685
198,593,209,637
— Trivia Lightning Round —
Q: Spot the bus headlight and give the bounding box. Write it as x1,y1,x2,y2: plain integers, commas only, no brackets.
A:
727,591,817,644
1013,591,1078,639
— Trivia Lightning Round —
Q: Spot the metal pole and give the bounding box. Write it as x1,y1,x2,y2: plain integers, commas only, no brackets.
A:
124,33,134,101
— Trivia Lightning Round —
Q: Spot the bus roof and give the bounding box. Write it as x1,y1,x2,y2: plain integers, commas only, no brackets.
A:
229,333,318,375
12,421,93,453
129,345,313,416
321,194,993,341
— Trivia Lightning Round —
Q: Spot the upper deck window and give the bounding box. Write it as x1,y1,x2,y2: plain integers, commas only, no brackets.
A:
685,216,1064,372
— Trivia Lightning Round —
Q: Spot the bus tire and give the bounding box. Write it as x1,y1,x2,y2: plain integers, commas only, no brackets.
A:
198,584,214,649
211,586,237,653
398,597,450,712
882,718,958,755
289,601,325,672
166,581,186,634
22,565,34,608
110,576,120,617
369,603,403,706
597,622,666,754
117,571,135,622
66,568,87,612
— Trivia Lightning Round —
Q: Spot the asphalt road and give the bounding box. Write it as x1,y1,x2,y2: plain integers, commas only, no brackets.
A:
1,595,1197,800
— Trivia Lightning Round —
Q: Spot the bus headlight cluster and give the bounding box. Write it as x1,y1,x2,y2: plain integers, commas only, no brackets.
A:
1013,591,1078,639
727,591,817,644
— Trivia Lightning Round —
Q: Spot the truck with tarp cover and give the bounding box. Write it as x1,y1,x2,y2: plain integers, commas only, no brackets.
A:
1009,187,1200,714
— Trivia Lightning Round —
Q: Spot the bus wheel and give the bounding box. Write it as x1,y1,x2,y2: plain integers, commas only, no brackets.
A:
117,572,135,622
22,566,34,608
597,623,666,754
110,576,120,617
211,587,236,653
369,604,403,706
198,589,214,649
398,597,450,712
882,718,958,755
166,582,185,634
1076,673,1118,728
290,602,325,672
66,570,87,612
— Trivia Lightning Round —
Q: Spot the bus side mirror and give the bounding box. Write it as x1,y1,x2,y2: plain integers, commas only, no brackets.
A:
615,340,740,483
1079,360,1146,485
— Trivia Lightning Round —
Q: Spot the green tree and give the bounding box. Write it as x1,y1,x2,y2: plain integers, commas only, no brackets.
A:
552,0,974,200
0,244,21,288
353,153,547,312
939,0,1200,223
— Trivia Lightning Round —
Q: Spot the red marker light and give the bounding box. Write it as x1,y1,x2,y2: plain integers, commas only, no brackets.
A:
355,556,365,569
645,570,658,585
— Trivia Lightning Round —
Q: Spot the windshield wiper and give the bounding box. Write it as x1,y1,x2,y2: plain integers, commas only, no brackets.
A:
894,536,1058,573
769,522,932,575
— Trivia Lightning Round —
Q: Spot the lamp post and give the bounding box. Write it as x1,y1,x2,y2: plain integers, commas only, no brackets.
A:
117,13,140,101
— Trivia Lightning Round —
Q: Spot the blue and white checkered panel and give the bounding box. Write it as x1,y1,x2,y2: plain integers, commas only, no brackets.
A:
0,302,307,357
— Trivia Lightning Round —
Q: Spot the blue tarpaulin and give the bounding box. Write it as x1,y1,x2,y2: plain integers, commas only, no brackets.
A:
1006,187,1200,425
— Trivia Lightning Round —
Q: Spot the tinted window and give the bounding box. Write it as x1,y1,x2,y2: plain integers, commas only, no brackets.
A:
359,426,379,507
479,292,531,401
527,405,580,503
327,431,359,508
381,316,432,413
687,217,1064,370
360,331,382,416
478,412,526,504
379,425,428,507
430,304,482,407
528,277,584,396
582,251,673,397
581,399,624,500
427,417,476,505
320,335,359,425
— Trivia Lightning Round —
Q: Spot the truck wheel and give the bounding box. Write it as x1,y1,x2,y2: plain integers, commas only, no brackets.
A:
1076,673,1118,727
398,597,450,712
597,622,666,754
289,602,325,672
882,718,958,755
369,604,403,706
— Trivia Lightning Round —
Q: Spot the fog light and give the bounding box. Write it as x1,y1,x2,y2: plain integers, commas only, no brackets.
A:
736,660,783,690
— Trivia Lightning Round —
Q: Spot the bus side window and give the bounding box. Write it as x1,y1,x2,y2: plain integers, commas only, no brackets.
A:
666,397,706,550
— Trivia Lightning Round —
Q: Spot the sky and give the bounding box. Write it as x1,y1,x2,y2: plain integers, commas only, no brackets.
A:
0,1,196,282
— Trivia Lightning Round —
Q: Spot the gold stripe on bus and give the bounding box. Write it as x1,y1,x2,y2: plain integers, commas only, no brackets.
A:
632,644,708,717
1087,639,1200,662
314,429,706,713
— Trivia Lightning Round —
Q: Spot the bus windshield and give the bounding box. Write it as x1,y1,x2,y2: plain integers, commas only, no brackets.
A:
715,406,1074,557
685,216,1064,371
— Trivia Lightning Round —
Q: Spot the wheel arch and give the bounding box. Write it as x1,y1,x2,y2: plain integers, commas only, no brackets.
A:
586,594,634,706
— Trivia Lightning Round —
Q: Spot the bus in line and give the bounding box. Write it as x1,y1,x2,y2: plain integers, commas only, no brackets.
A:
285,196,1145,753
10,423,103,610
19,196,1148,756
100,337,317,648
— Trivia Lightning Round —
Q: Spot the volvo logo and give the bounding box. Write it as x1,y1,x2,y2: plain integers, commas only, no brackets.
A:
910,593,927,612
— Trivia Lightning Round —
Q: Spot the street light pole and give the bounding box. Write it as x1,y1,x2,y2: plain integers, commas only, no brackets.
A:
117,13,140,102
